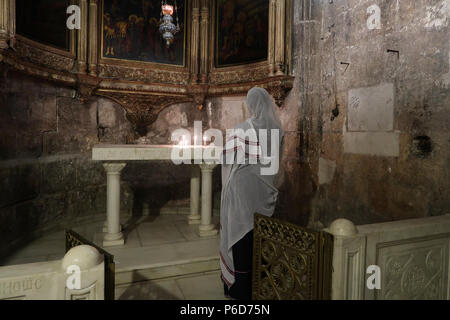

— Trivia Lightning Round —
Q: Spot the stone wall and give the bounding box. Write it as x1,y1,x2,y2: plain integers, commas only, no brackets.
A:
283,0,450,228
0,66,135,257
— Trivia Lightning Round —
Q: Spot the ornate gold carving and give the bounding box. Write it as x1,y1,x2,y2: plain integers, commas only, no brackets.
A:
253,214,333,300
14,36,75,72
98,63,190,84
76,74,101,103
96,90,192,136
209,64,270,85
266,75,295,106
187,83,209,109
1,49,77,85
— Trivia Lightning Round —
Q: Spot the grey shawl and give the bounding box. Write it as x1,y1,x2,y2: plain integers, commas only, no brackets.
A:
220,87,284,288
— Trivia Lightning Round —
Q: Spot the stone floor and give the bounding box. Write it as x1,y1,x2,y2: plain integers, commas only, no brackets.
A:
0,214,225,300
115,270,224,300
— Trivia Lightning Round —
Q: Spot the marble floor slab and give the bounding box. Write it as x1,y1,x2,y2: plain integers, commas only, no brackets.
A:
138,222,186,247
115,271,225,300
116,278,185,300
175,271,225,300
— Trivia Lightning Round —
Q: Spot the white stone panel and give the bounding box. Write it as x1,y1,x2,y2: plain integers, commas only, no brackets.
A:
348,83,395,132
423,1,450,29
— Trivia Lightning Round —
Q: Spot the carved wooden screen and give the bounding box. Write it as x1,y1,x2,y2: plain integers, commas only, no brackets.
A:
252,214,333,300
65,230,115,301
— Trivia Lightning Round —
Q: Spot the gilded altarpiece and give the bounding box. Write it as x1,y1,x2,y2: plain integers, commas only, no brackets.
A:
0,0,294,136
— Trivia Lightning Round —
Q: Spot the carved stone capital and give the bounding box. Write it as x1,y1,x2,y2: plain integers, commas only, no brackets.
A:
76,74,101,103
265,75,295,107
0,33,8,50
103,163,126,174
187,84,209,109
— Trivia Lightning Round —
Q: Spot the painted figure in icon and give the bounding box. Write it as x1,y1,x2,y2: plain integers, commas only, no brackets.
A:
102,0,185,65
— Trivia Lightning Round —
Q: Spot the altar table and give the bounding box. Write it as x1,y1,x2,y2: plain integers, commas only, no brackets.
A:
92,144,222,247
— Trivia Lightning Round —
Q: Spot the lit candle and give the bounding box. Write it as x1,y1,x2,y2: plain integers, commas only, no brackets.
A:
203,136,207,146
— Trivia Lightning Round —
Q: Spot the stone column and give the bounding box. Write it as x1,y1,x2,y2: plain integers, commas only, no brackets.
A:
7,0,15,47
0,0,8,49
77,0,89,74
190,0,200,83
88,0,98,76
0,0,14,50
188,165,201,224
275,0,286,76
284,0,293,75
199,0,209,83
103,163,126,247
199,164,218,237
268,0,277,76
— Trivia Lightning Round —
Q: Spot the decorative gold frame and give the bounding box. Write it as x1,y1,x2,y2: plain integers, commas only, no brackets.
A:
15,0,74,53
213,0,269,69
99,0,188,68
252,214,333,300
0,0,294,136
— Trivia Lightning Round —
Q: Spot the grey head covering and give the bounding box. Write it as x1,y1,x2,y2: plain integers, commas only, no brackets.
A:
246,87,283,134
246,87,284,157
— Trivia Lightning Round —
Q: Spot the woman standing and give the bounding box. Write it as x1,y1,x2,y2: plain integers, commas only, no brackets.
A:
220,87,284,300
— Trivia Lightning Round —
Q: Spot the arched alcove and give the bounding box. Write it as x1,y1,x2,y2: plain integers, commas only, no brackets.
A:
1,0,294,136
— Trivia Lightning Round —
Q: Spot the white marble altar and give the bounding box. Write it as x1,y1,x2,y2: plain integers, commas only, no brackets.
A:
92,145,223,247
